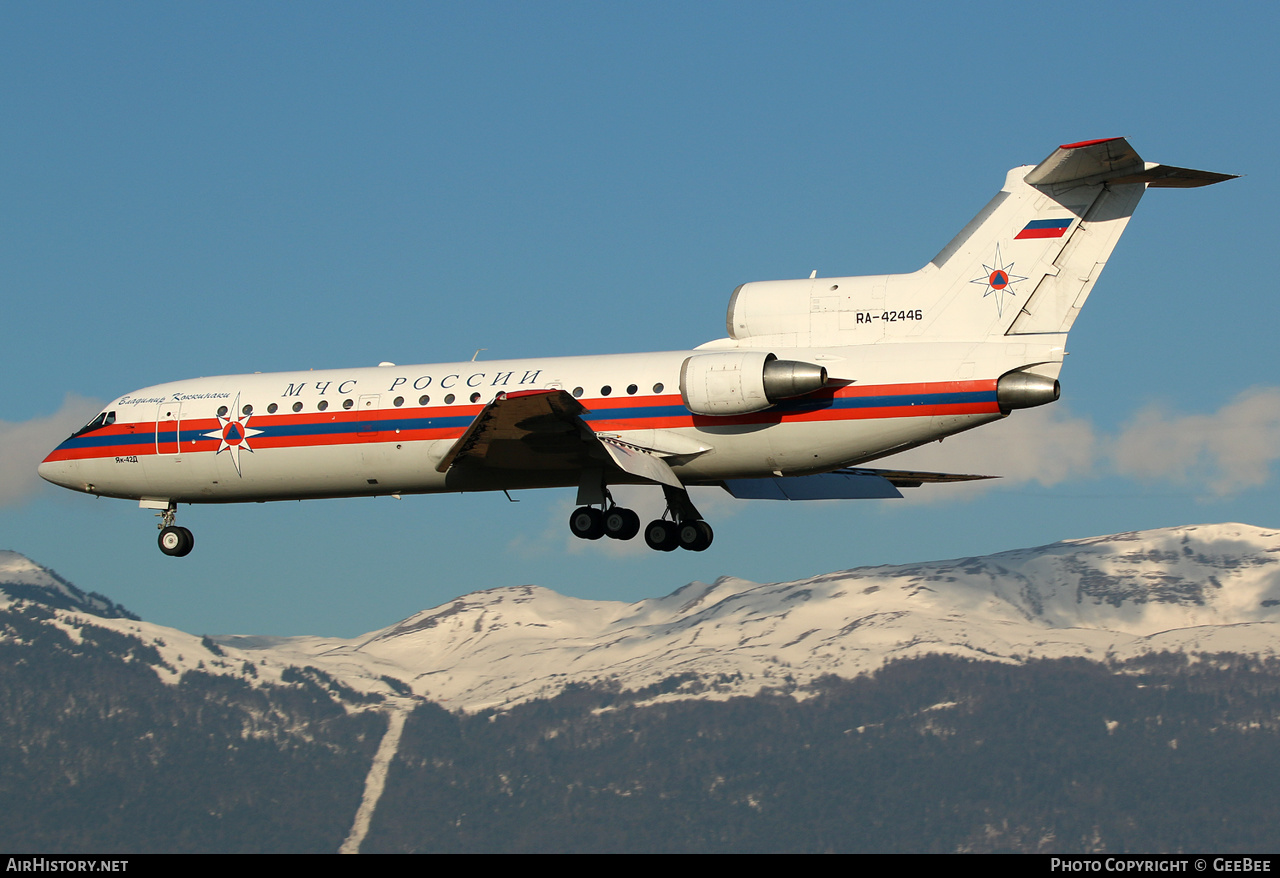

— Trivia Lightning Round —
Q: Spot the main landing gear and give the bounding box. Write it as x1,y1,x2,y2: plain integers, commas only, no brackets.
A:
154,502,194,557
569,504,641,541
643,518,714,553
569,485,714,553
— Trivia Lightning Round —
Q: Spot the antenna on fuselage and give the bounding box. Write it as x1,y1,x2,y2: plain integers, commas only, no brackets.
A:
472,348,486,361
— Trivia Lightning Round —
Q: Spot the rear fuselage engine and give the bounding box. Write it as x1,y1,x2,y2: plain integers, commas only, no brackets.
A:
679,351,829,416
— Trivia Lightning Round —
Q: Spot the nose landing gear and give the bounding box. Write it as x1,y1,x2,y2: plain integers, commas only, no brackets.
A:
152,502,194,557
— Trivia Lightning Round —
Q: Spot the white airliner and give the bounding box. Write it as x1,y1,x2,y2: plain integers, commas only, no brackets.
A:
39,138,1233,557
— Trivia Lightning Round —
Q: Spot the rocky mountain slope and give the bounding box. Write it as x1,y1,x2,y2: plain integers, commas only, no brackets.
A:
6,523,1280,853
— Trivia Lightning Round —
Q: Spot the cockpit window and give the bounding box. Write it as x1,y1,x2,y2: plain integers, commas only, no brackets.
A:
70,410,116,438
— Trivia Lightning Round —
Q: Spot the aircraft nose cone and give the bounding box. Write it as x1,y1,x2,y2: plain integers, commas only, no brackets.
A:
38,457,83,491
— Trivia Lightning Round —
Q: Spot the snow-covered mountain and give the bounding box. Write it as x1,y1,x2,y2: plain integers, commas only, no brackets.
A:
222,522,1280,711
6,523,1280,713
0,550,138,619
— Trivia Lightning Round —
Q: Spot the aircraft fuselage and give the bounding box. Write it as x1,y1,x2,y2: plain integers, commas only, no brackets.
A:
39,343,1017,504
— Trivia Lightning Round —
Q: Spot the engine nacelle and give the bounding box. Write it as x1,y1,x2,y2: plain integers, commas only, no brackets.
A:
680,352,829,416
997,370,1060,412
763,358,829,401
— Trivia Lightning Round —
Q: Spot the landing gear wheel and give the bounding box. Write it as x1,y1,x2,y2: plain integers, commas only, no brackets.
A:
644,519,680,552
569,506,606,540
604,507,640,541
158,525,194,557
678,520,714,552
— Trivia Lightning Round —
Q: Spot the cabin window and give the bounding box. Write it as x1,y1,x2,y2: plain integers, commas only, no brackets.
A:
470,392,481,403
242,404,253,416
444,394,455,404
572,387,583,398
394,396,404,407
600,385,611,396
627,384,638,395
653,383,664,393
292,401,303,412
217,406,228,417
418,395,430,406
267,403,278,414
318,400,329,411
343,398,354,410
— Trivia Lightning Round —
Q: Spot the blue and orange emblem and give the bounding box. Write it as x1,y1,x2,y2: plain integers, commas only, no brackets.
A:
204,393,262,476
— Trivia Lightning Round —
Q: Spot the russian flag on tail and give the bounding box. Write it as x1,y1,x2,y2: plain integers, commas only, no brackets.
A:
1016,218,1073,239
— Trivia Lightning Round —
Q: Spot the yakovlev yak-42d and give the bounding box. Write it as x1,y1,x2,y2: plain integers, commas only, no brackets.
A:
40,138,1234,556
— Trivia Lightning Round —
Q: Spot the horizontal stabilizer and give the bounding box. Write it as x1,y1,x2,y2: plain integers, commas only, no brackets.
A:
1108,164,1239,188
1024,137,1144,187
1025,137,1237,189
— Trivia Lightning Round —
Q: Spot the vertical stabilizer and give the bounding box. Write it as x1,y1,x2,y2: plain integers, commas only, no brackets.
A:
721,139,1234,348
923,137,1234,340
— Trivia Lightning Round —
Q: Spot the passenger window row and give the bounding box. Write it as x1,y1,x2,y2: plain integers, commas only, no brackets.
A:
572,383,664,399
214,383,668,417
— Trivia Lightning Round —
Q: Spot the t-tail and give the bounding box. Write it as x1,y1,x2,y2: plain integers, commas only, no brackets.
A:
724,138,1235,348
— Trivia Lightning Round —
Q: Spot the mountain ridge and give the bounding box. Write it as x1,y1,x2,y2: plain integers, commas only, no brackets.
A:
6,522,1278,713
0,549,139,620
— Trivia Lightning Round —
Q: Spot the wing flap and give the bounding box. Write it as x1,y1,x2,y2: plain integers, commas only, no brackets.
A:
721,467,996,500
843,467,997,488
723,471,902,500
598,437,684,488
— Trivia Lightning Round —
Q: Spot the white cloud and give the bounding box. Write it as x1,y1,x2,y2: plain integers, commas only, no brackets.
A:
1111,388,1280,495
875,386,1280,500
884,404,1098,495
0,395,103,507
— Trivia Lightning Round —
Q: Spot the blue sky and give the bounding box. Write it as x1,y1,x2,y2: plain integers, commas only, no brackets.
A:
2,1,1275,637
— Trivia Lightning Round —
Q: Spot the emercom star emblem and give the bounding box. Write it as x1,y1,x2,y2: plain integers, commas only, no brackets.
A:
970,244,1027,317
203,393,263,476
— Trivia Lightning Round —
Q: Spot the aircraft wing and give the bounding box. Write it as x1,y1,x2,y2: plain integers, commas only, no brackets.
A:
721,467,996,500
436,389,684,487
435,389,594,472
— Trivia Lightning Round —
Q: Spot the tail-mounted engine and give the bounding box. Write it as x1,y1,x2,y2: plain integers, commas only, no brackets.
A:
680,352,829,416
996,370,1060,413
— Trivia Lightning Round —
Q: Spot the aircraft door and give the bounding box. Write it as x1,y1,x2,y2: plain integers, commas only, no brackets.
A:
155,402,183,455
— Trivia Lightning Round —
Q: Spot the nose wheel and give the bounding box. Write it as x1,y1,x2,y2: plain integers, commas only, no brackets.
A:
158,525,195,557
153,502,194,557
